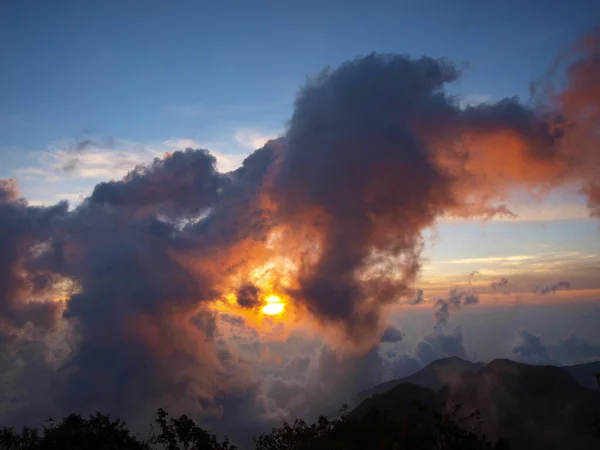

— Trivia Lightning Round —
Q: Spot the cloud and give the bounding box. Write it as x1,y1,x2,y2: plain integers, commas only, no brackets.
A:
267,41,600,346
553,334,600,364
433,287,479,329
386,327,469,379
408,288,424,305
13,137,250,207
381,326,404,343
512,329,558,365
234,128,280,150
458,94,491,109
0,180,67,330
161,139,248,173
33,135,159,180
512,328,600,366
441,201,593,222
490,277,509,290
584,183,600,218
533,281,572,294
415,327,468,364
427,252,600,293
447,255,537,265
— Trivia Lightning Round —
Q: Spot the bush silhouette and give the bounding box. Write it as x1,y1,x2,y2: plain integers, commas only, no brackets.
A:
0,412,148,450
152,408,236,450
254,402,512,450
0,402,511,450
0,409,235,450
594,372,600,441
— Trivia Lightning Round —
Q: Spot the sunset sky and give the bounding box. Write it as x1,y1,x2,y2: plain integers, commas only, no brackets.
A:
2,1,599,285
1,0,599,444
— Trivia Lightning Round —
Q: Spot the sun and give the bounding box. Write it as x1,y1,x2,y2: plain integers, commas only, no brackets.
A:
261,294,285,315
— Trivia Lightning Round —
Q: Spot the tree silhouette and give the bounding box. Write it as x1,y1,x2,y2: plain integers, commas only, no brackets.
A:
152,408,236,450
254,402,512,450
0,409,235,450
594,372,600,441
0,412,148,450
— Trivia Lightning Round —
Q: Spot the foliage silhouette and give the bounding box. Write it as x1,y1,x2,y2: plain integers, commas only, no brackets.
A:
152,408,236,450
0,412,149,450
0,402,511,450
0,409,235,450
594,372,600,441
254,402,512,450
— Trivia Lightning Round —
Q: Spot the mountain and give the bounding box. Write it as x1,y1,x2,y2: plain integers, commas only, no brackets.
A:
444,359,600,449
351,382,437,421
356,357,600,405
565,360,600,390
351,358,600,450
355,356,484,404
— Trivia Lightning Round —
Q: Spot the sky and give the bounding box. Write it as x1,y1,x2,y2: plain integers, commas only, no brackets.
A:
1,0,600,445
2,0,599,269
0,1,595,146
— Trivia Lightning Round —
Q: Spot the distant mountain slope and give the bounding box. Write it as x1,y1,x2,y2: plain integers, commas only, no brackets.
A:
356,357,600,406
565,360,600,390
446,359,600,449
352,358,600,450
355,356,484,404
351,382,438,420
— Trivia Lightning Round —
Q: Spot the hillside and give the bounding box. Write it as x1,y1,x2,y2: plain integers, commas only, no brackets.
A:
445,359,600,449
351,382,438,420
355,356,484,404
565,360,600,390
352,358,600,450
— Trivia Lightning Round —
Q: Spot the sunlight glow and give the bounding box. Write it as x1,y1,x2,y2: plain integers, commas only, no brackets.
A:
265,295,281,303
262,294,285,315
262,302,285,315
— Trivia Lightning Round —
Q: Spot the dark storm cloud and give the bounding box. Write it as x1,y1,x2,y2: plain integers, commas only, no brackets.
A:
0,180,68,330
269,45,593,344
236,284,261,308
52,216,220,418
11,145,278,431
381,326,404,343
0,332,64,427
272,54,460,342
88,148,224,218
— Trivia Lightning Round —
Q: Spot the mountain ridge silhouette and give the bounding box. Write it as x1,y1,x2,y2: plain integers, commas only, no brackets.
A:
351,357,600,450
